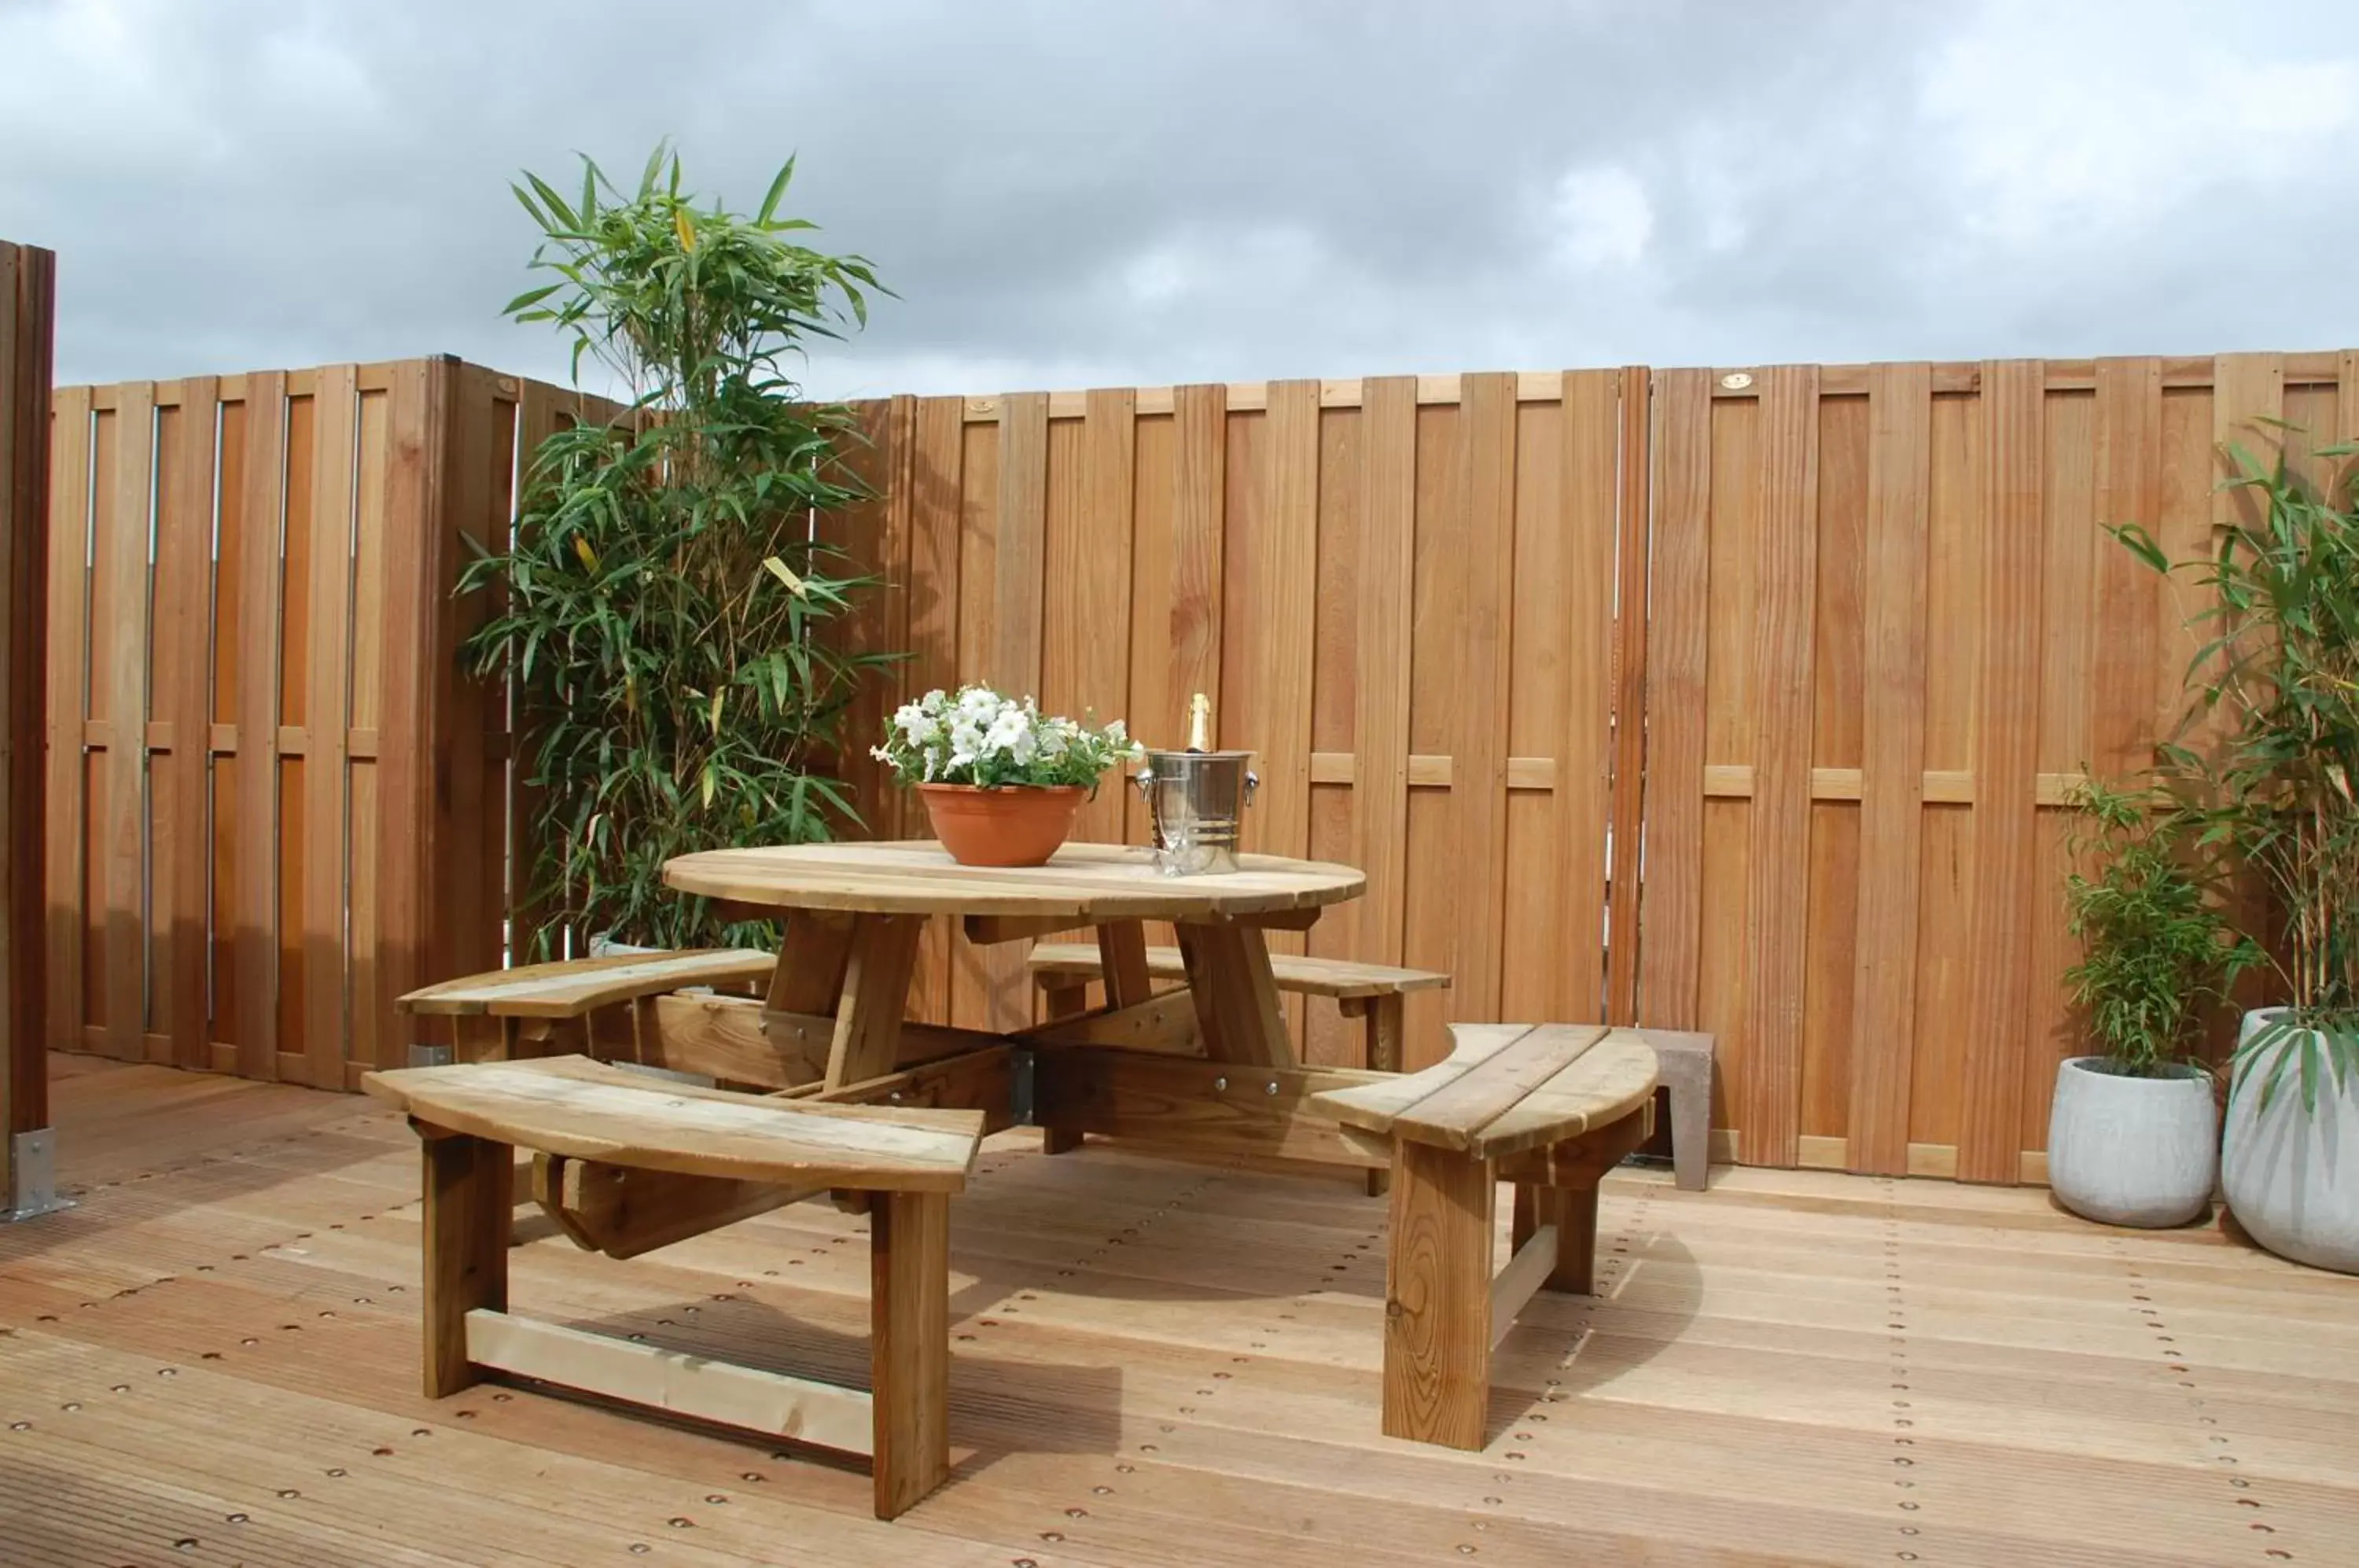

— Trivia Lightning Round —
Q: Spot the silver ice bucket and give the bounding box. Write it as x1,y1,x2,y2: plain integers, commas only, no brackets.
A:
1133,749,1257,875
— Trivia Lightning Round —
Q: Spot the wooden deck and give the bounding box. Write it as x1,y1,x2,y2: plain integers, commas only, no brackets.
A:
3,1053,2357,1566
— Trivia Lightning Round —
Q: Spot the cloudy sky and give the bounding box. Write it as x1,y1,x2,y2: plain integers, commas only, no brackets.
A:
2,0,2354,399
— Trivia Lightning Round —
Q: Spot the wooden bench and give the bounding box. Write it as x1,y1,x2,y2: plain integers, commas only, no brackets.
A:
1028,940,1448,1194
1026,943,1447,1074
362,1055,984,1520
398,949,776,1062
1310,1023,1657,1449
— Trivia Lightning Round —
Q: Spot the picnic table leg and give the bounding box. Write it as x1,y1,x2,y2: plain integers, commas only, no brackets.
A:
1039,920,1157,1155
768,911,858,1017
419,1125,511,1399
823,914,926,1091
1176,921,1292,1069
870,1189,951,1520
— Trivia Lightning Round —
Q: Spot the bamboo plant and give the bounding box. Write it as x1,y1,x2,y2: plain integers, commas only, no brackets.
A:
2061,777,2258,1077
458,144,893,952
2114,438,2359,1109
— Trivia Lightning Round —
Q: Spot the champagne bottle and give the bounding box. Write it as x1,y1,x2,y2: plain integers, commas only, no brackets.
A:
1187,692,1212,753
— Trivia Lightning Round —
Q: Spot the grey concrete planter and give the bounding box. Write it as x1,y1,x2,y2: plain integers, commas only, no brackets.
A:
2222,1008,2359,1274
2046,1057,2217,1228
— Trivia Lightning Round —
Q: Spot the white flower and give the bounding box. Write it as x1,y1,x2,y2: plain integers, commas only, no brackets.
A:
948,720,984,768
986,708,1036,762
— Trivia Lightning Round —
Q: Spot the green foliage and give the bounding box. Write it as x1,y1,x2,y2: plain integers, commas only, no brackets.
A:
871,686,1143,791
459,143,894,951
2113,436,2359,1109
2061,777,2259,1077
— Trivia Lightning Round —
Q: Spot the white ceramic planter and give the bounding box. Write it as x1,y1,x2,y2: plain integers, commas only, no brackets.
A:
2045,1057,2217,1228
2221,1008,2359,1274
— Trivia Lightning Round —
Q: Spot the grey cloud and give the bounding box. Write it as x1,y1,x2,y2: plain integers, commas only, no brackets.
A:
2,0,2353,397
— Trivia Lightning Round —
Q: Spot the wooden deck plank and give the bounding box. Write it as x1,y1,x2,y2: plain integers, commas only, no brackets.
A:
8,1051,2359,1568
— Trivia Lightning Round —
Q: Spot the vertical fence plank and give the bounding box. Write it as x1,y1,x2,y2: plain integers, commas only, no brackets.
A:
1569,373,1621,1024
2,242,54,1161
1501,392,1566,1027
1957,360,2046,1183
1403,399,1463,1064
2024,385,2099,1154
367,359,445,1071
152,378,216,1068
1846,363,1931,1176
903,397,964,1024
834,396,914,841
1605,366,1651,1025
99,381,153,1061
1735,366,1819,1167
42,383,88,1058
432,365,507,1008
299,365,356,1088
2089,359,2163,778
1802,392,1867,1155
1449,372,1516,1024
978,392,1047,1030
1171,385,1226,745
949,413,1000,1030
506,380,576,966
1354,377,1416,975
1637,369,1711,1029
346,385,388,1078
229,374,285,1079
1058,388,1135,850
992,392,1048,699
1305,399,1363,1065
1239,381,1318,863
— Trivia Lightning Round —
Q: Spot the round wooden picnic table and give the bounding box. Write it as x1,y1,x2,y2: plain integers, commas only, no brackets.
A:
661,839,1365,922
661,840,1367,1099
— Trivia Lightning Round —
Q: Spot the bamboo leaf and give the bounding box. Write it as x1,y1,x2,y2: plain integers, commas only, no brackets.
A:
762,554,807,595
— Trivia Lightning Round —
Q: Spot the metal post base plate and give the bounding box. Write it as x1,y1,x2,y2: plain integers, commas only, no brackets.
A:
2,1129,73,1222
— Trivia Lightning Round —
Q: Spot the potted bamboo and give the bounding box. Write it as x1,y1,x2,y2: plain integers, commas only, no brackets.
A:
2116,447,2359,1272
873,686,1143,867
2049,779,2258,1228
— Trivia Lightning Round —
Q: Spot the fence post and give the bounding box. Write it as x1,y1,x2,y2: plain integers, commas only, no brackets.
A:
2,239,61,1219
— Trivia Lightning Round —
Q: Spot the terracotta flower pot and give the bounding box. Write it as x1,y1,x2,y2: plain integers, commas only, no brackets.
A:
917,783,1084,867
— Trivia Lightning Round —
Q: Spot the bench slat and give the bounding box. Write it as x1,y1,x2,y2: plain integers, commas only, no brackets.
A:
364,1056,982,1191
1311,1023,1658,1160
399,949,777,1019
1388,1025,1609,1151
1467,1036,1659,1161
1027,940,1447,999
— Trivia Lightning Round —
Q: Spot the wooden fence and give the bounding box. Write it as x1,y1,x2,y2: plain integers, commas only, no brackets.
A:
825,377,1646,1073
39,345,2347,1181
2,241,55,1204
40,357,605,1091
834,353,2350,1183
